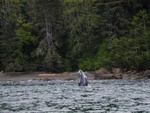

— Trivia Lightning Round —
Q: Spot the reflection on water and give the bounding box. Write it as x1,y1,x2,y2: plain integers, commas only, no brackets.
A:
0,79,150,113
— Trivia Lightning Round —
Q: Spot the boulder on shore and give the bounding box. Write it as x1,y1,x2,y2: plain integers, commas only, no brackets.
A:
95,68,115,79
111,67,122,74
94,68,148,80
143,70,150,78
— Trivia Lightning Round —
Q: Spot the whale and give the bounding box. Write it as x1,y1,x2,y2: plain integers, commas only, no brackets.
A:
78,70,88,86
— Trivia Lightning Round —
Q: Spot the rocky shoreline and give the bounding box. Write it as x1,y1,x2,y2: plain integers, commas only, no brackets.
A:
94,68,150,80
0,68,150,81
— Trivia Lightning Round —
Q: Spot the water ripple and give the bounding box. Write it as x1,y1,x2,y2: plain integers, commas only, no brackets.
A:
0,79,150,112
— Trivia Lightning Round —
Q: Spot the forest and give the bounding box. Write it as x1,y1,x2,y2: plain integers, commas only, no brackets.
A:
0,0,150,72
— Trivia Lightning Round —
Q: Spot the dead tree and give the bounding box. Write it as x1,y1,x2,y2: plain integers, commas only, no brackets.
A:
1,0,10,19
45,18,56,54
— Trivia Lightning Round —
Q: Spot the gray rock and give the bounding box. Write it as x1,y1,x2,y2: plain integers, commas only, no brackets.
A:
143,70,150,78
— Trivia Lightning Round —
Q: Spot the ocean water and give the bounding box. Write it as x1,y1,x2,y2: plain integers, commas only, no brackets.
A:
0,79,150,113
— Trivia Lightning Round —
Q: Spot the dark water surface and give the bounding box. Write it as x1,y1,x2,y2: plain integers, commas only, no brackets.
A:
0,79,150,113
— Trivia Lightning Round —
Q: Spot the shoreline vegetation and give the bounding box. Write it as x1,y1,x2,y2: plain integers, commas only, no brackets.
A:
0,68,149,81
1,1,150,73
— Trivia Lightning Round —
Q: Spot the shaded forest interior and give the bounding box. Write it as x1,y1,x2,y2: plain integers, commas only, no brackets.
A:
0,0,150,72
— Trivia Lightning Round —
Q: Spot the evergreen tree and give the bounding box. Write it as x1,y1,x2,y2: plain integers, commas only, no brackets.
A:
63,0,100,70
0,0,150,72
0,0,19,71
33,0,64,72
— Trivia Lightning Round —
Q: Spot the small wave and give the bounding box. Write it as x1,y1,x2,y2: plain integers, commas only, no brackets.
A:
0,80,150,112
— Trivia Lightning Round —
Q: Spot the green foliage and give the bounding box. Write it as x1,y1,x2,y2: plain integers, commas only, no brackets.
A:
33,0,64,72
63,0,100,70
109,37,134,69
1,0,150,72
64,59,72,72
16,21,36,44
78,42,110,71
78,56,96,71
109,35,150,71
43,49,63,72
14,20,37,71
95,43,111,69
